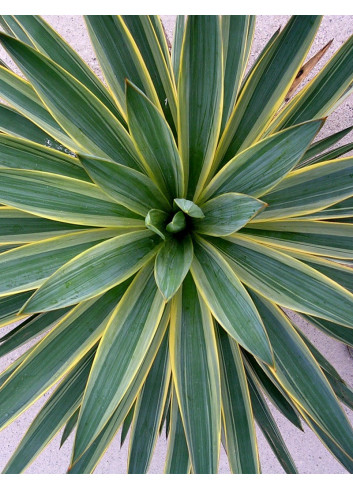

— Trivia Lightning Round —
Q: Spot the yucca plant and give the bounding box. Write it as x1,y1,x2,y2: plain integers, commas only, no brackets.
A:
0,14,353,474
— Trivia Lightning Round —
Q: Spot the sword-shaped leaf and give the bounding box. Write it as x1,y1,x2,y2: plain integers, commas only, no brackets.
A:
21,230,161,313
128,333,170,473
68,306,170,474
178,15,223,200
209,234,353,328
0,291,32,328
0,282,130,430
0,133,89,181
216,325,260,473
0,169,144,227
72,263,165,462
14,15,125,124
3,350,95,474
169,273,221,473
164,388,190,474
242,221,353,259
0,208,87,244
250,293,353,460
155,235,193,300
200,120,322,203
195,193,265,236
78,153,171,216
191,237,273,365
214,16,321,167
126,80,184,200
256,157,353,221
0,33,142,169
0,229,120,296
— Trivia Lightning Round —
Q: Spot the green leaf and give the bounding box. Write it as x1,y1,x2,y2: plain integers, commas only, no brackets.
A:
61,410,79,448
0,33,141,169
0,16,34,46
0,207,87,244
14,15,125,124
242,350,303,431
155,235,193,300
166,211,186,234
174,198,204,218
0,65,75,149
246,366,298,474
84,15,162,117
0,103,65,150
169,273,221,474
78,153,171,216
171,16,185,84
164,388,190,474
302,314,353,348
271,32,353,131
21,230,161,313
0,307,72,357
255,157,353,221
120,404,135,448
178,15,223,200
216,326,260,473
221,16,252,131
68,306,170,474
191,237,273,365
200,120,322,203
250,293,353,460
73,263,165,462
0,229,119,296
0,169,144,227
242,221,353,259
0,291,32,328
194,193,265,237
293,196,353,220
122,15,177,127
0,133,89,181
2,350,95,474
214,16,321,167
299,142,353,168
126,80,184,200
209,234,353,328
128,333,170,473
0,282,130,430
145,209,168,240
298,124,353,167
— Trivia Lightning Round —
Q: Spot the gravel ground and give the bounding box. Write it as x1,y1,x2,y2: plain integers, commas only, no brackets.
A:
0,15,352,474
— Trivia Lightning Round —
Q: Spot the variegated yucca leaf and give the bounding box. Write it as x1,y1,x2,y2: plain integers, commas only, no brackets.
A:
0,15,353,474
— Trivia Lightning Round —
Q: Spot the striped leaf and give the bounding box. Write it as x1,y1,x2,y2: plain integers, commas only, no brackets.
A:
73,263,165,462
0,33,141,169
200,120,322,203
191,237,273,365
14,15,125,124
126,81,184,200
21,230,161,313
209,235,353,328
128,334,170,473
169,273,221,473
214,16,321,167
178,15,223,200
250,293,353,461
0,229,120,296
256,157,353,221
0,282,129,430
0,291,32,328
194,193,266,236
155,235,193,300
242,220,353,259
216,326,260,473
0,169,144,227
78,153,171,216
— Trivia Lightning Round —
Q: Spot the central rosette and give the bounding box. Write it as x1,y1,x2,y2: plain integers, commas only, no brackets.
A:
145,198,205,239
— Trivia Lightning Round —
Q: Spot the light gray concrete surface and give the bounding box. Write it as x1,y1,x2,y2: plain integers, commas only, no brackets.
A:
0,15,353,474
